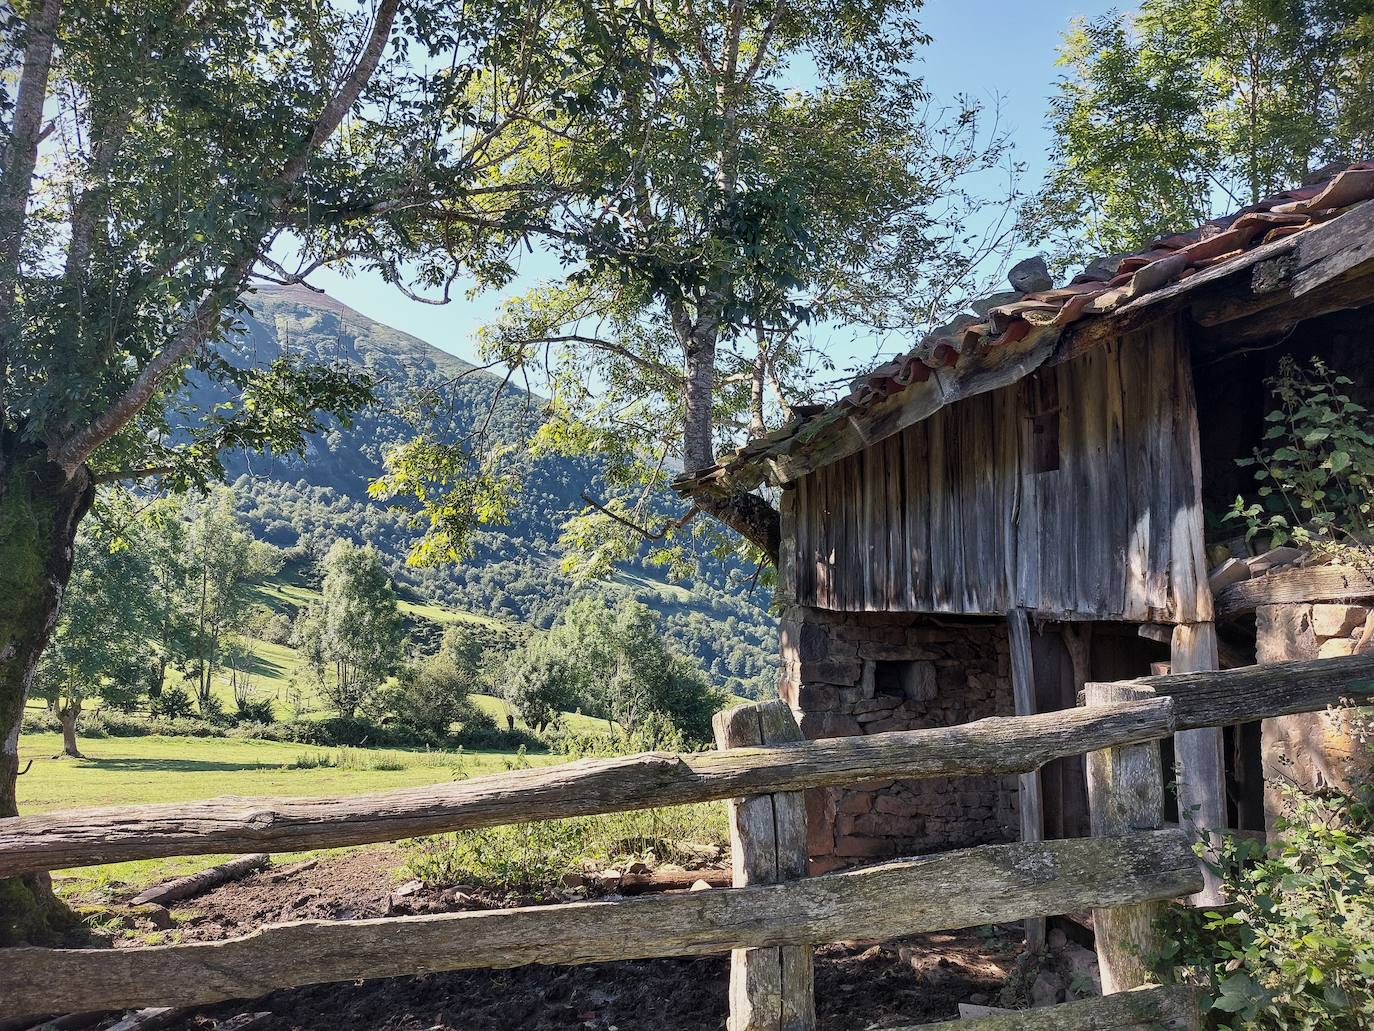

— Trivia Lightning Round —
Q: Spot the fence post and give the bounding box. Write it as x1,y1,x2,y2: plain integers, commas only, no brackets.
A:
1084,680,1169,995
713,700,816,1031
1171,622,1227,906
1006,608,1046,952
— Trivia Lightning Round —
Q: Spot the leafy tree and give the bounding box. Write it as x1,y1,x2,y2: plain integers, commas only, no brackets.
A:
293,540,405,718
505,597,722,742
503,635,578,733
33,502,157,757
0,0,601,847
385,652,493,740
183,491,282,714
374,0,1022,574
1036,0,1374,267
225,605,289,717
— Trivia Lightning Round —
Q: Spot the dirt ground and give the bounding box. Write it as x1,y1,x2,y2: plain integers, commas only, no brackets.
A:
96,848,1027,1031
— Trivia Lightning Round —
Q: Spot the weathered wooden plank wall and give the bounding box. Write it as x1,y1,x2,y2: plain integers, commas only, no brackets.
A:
792,322,1212,623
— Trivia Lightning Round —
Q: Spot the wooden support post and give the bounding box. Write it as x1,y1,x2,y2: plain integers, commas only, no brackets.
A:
1084,680,1168,994
1170,622,1227,906
713,701,816,1031
1006,609,1046,951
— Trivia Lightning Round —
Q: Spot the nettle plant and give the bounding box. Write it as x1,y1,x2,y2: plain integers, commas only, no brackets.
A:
1230,357,1374,564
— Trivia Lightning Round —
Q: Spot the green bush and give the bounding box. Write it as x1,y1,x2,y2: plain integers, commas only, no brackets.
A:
1158,788,1374,1029
20,709,61,734
233,697,276,724
149,686,195,720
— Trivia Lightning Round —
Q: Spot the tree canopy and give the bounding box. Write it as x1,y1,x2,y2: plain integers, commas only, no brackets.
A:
1037,0,1374,266
373,0,1023,575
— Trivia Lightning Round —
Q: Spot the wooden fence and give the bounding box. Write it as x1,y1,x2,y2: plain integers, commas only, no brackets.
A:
2,651,1371,1028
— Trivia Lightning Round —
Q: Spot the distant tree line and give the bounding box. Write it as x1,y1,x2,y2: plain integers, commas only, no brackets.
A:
33,488,729,754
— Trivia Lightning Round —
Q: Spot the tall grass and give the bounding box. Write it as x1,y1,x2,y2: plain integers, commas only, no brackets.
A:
400,802,729,895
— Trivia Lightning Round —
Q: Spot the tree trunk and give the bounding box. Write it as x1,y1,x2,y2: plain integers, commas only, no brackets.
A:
0,433,94,945
59,701,84,759
673,306,782,565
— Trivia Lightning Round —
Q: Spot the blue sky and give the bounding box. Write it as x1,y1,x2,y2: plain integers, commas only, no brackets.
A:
301,1,1119,371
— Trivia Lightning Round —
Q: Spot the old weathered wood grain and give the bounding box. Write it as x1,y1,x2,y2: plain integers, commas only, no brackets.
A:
1006,609,1046,951
129,854,268,906
908,984,1203,1030
1170,624,1226,907
790,324,1207,622
1129,651,1374,730
1214,564,1374,616
0,699,1178,876
713,702,814,1031
1085,682,1169,995
0,830,1201,1016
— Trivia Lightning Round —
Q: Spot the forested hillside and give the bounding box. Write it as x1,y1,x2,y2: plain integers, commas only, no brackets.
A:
216,285,778,699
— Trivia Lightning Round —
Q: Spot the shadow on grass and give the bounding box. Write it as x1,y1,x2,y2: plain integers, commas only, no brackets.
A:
72,757,281,773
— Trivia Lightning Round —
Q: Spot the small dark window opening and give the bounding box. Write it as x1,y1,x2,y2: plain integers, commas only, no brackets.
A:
870,659,936,704
1026,374,1062,473
1030,410,1061,473
873,660,909,698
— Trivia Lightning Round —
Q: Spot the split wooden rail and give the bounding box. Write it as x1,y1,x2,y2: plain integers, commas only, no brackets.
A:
1,652,1371,1028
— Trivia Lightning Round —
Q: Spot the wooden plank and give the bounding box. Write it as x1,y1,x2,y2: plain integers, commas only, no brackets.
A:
0,700,1181,877
1215,564,1374,616
886,433,908,614
1144,323,1176,616
904,421,932,610
1168,332,1214,624
1124,651,1374,728
927,408,952,611
1007,609,1046,950
1119,331,1153,620
907,984,1203,1030
861,443,879,610
1170,623,1227,907
776,487,799,608
1013,378,1040,610
1084,680,1168,994
0,831,1202,1016
713,702,815,1031
1101,340,1130,617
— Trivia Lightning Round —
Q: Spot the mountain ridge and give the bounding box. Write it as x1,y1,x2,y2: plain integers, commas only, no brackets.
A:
216,283,779,699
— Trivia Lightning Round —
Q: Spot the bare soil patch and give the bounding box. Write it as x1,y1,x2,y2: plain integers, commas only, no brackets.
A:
98,848,1024,1030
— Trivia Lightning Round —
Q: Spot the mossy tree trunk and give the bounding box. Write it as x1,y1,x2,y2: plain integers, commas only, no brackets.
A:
0,432,94,945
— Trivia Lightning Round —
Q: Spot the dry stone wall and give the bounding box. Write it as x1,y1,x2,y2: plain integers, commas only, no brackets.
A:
778,608,1019,873
1256,601,1374,835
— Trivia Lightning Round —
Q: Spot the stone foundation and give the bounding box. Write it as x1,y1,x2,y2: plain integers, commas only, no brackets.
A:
1257,602,1374,836
778,608,1019,873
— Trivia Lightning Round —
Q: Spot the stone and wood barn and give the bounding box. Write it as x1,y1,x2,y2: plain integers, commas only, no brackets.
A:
677,162,1374,881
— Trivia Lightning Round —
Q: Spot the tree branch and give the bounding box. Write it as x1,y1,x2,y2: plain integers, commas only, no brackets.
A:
579,490,698,542
50,0,401,475
0,0,64,414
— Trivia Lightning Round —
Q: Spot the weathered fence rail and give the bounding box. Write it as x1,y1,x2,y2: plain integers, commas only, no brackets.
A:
5,650,1371,877
0,830,1198,1015
0,697,1177,876
2,651,1370,1025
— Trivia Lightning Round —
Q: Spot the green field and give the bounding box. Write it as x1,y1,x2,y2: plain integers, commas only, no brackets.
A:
15,730,559,893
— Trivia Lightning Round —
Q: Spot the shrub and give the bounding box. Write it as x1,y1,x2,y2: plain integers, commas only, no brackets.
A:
21,709,61,734
149,686,195,720
1230,356,1374,564
1158,787,1374,1028
234,697,276,724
